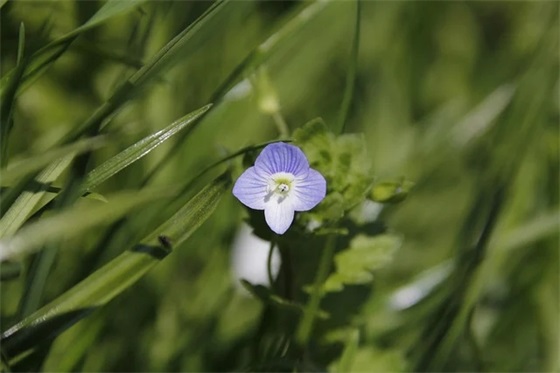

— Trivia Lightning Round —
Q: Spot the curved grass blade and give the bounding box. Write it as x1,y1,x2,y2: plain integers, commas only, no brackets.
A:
0,187,174,262
81,104,211,193
0,1,147,97
0,136,106,187
1,23,26,167
0,172,230,359
146,1,329,183
65,0,229,141
0,156,73,239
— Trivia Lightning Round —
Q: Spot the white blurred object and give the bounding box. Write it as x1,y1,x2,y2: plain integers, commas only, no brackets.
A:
231,223,281,294
388,261,452,310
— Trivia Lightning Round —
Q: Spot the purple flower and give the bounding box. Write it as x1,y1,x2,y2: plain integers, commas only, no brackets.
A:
233,143,327,235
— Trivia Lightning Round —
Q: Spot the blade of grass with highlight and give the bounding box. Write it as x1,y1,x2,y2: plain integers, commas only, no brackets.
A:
145,1,329,183
0,187,174,262
64,0,229,142
0,136,107,187
0,156,73,239
0,172,230,360
81,104,212,193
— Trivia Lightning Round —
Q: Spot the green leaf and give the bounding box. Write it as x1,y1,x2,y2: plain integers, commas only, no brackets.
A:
323,234,401,292
1,172,230,359
0,136,107,186
0,155,73,239
294,119,373,223
81,104,212,193
0,187,173,262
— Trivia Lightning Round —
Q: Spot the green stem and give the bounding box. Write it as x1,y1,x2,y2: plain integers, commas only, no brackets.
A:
271,110,290,138
336,0,361,134
267,239,275,290
296,234,337,346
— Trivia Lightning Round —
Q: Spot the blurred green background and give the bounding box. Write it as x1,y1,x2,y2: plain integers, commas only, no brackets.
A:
0,0,558,371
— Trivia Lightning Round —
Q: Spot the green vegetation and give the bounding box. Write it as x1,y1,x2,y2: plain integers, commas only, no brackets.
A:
0,1,558,371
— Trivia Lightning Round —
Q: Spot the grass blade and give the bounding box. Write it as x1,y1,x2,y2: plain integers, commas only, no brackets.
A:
0,136,106,187
0,1,147,98
1,23,26,167
0,156,73,239
81,104,212,193
0,172,230,359
0,187,173,262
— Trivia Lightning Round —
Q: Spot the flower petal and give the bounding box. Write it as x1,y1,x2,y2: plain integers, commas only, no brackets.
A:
264,199,295,235
292,168,327,211
255,143,309,178
232,167,268,210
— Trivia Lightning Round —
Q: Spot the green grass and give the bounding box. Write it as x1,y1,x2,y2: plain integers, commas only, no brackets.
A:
0,1,558,372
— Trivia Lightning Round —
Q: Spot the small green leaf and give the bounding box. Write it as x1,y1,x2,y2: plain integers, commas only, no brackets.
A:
1,172,230,359
323,234,401,293
81,104,212,192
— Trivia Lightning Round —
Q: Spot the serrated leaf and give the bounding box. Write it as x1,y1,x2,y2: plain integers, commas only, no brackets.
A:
294,119,373,223
81,104,212,192
323,234,401,293
1,172,230,359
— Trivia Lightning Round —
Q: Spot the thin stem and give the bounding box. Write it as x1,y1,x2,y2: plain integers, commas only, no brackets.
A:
336,0,361,134
271,110,289,138
296,234,337,346
267,239,275,290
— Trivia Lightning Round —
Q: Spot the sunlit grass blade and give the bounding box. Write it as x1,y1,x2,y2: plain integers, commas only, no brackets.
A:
65,0,229,141
146,1,329,182
81,104,212,193
0,187,174,262
0,136,106,187
0,156,73,239
0,172,230,360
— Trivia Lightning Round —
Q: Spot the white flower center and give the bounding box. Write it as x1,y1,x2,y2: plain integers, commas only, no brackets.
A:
276,183,290,193
266,172,295,202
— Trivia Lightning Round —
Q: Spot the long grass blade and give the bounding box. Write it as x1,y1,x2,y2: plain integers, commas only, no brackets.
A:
0,172,230,359
0,187,173,262
0,156,73,239
0,136,106,187
81,104,211,193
